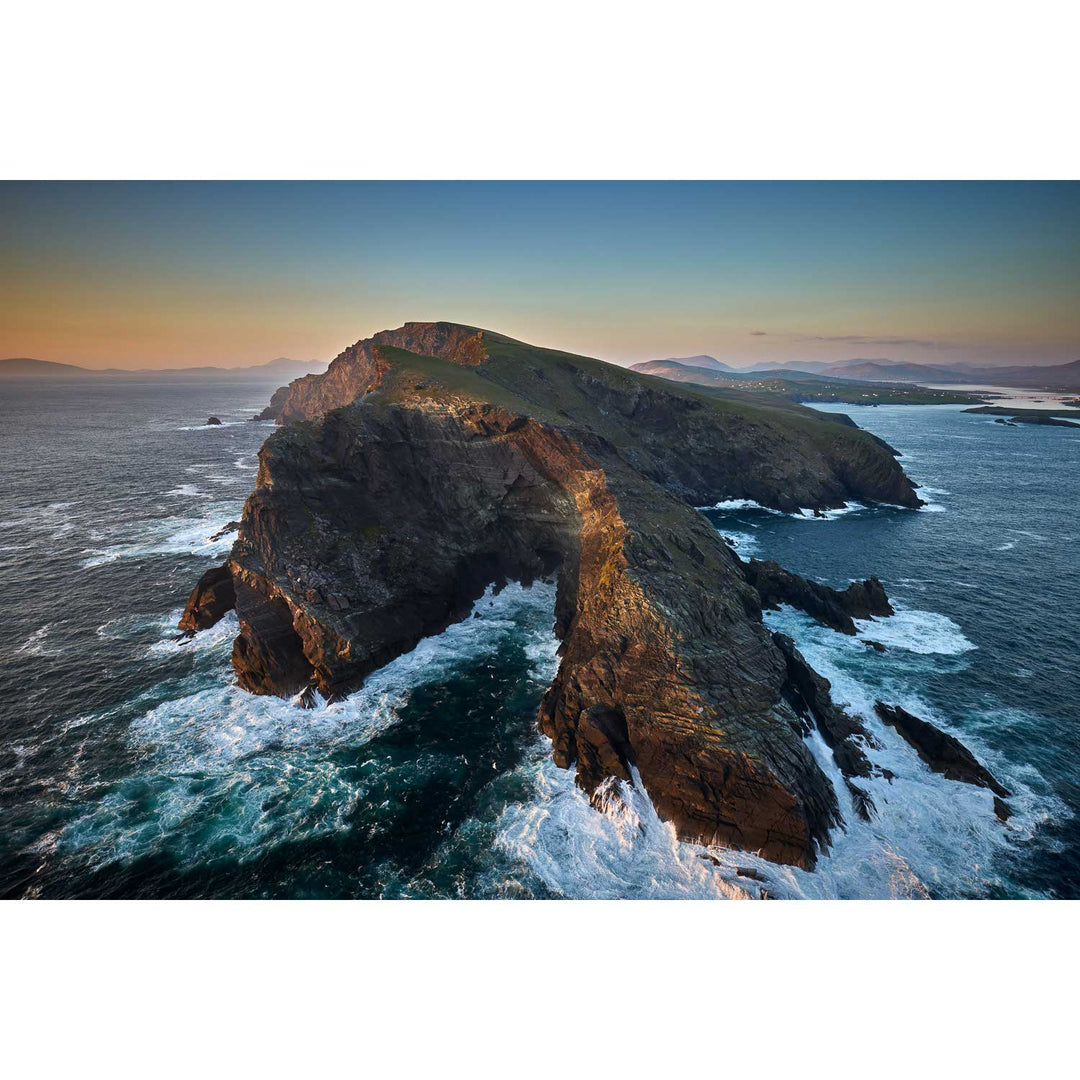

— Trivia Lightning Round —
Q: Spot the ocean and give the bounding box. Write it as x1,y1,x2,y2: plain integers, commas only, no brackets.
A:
1,381,1077,899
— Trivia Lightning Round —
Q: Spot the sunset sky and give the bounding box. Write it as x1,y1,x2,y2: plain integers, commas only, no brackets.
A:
1,181,1077,370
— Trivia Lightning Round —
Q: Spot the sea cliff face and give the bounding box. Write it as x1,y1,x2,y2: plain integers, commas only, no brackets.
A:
183,322,929,868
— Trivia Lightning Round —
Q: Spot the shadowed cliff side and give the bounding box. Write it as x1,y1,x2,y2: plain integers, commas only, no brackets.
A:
184,322,930,868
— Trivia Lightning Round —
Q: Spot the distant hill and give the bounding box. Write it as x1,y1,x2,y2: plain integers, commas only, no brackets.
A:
748,359,833,375
661,354,737,373
631,359,740,383
822,359,964,382
633,359,837,386
0,357,94,378
722,356,1080,390
0,356,327,380
960,358,1080,388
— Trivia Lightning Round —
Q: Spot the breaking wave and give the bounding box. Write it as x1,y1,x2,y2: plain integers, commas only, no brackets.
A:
851,606,976,655
57,583,560,872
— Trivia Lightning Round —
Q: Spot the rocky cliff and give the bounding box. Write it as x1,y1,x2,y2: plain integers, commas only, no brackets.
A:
182,322,931,868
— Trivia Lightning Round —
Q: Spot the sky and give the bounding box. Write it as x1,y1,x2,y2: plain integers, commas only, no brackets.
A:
1,181,1078,370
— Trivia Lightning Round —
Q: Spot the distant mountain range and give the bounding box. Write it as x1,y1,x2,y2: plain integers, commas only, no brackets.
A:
747,357,1080,389
633,358,866,387
627,358,985,406
636,355,1080,390
0,356,328,380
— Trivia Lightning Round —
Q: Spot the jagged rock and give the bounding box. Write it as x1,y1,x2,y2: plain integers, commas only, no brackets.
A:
772,632,880,816
206,416,222,425
743,559,893,635
178,321,927,868
846,782,876,821
209,521,240,542
874,701,1010,801
864,639,886,652
178,565,235,633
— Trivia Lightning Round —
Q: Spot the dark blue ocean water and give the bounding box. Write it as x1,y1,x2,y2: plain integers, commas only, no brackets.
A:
0,382,1076,898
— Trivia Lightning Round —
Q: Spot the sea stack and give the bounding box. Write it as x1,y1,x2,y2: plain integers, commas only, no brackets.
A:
179,322,927,868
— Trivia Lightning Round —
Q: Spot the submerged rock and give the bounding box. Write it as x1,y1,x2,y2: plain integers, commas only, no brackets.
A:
206,416,222,425
178,321,927,868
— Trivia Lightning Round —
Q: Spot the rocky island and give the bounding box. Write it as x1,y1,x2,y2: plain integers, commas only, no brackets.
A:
179,322,1002,869
964,405,1080,428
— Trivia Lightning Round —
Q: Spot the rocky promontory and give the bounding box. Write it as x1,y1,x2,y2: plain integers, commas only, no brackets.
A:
180,322,935,868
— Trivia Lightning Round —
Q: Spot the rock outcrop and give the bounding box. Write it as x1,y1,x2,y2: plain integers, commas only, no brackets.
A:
742,559,893,635
873,701,1010,809
180,322,929,868
772,633,882,818
178,565,235,633
965,405,1080,428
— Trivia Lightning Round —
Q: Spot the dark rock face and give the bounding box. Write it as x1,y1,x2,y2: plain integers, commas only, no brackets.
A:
874,701,1010,801
206,416,222,425
178,566,235,633
743,559,893,635
178,322,931,868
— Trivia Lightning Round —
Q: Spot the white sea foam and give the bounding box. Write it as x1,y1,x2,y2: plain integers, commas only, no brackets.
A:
492,600,1051,900
703,498,774,512
146,611,240,656
165,483,204,498
701,498,869,521
0,501,77,544
80,508,240,567
851,607,976,655
793,502,866,520
495,759,758,899
717,529,761,556
13,624,57,658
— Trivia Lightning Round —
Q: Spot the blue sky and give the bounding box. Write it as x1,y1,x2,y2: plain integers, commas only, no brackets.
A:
1,181,1077,368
